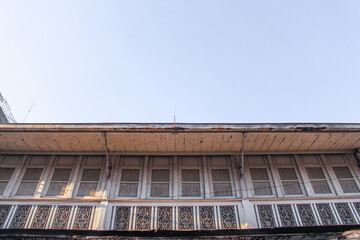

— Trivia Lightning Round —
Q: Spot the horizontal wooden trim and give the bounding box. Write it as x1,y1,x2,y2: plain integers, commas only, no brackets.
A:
1,195,360,203
0,150,355,156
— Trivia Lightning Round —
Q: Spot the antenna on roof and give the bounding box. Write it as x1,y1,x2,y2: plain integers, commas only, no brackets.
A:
23,101,34,123
0,92,16,123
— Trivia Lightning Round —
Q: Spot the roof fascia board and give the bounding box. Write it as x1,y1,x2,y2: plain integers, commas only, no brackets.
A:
1,123,360,133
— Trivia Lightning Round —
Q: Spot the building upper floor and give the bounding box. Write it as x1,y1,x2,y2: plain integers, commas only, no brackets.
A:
1,153,360,200
1,123,360,232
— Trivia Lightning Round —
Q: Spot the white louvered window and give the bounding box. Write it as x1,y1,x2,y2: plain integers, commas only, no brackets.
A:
0,155,21,196
117,156,143,198
212,169,232,196
208,156,234,197
149,156,172,198
179,156,202,198
299,154,333,195
76,156,104,197
119,169,140,197
272,155,304,196
47,168,72,196
151,169,170,197
250,168,273,195
333,166,359,193
15,155,49,196
46,155,77,197
278,168,302,195
245,155,275,197
78,169,101,196
16,168,43,195
0,168,15,195
324,154,360,195
181,169,200,197
306,167,331,194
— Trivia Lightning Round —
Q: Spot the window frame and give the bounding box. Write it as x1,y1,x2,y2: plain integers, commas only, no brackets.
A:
73,156,105,199
244,155,276,198
207,156,235,199
322,154,360,196
178,156,204,199
42,155,78,198
11,155,50,197
114,156,144,199
296,154,336,197
147,156,173,199
271,155,306,197
0,155,24,197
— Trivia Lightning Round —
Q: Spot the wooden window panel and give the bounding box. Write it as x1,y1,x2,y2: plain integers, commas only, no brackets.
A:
119,169,140,197
47,168,72,196
212,169,232,197
333,166,360,193
250,168,273,196
0,168,15,195
278,168,302,195
306,167,331,194
16,168,43,196
181,169,200,197
150,169,170,197
77,169,101,196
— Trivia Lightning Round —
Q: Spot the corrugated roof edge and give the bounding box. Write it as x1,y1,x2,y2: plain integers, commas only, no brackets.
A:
1,123,360,132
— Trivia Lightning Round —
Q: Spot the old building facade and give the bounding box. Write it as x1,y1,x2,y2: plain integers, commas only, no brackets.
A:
0,123,360,238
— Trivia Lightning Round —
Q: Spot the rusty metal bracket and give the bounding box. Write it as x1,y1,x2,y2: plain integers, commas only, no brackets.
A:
102,132,112,178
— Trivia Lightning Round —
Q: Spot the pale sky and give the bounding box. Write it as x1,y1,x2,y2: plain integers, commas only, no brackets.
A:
1,1,359,123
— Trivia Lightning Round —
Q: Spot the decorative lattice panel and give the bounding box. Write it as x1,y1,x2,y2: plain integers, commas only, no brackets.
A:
114,207,130,230
200,206,215,229
277,205,297,227
0,205,11,228
353,202,360,216
73,206,93,230
220,206,236,229
52,206,72,229
9,205,32,229
31,205,51,229
178,206,193,230
135,207,151,230
335,203,356,225
316,204,337,225
297,204,317,226
257,205,276,228
157,207,172,230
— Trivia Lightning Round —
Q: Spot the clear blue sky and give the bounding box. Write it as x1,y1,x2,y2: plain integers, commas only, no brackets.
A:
1,1,359,123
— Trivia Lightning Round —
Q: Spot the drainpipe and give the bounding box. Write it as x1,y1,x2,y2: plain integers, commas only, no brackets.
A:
239,132,247,177
102,132,112,178
355,149,360,168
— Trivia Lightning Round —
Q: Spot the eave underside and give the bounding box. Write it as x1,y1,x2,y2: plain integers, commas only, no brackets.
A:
1,123,360,154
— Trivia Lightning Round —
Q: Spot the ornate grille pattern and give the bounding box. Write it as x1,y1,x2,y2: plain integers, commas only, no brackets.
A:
335,203,356,225
277,205,297,227
73,206,93,230
31,205,51,229
52,206,72,229
220,206,236,229
316,204,337,225
353,202,360,215
9,205,32,229
157,207,172,230
0,205,11,228
135,207,151,230
257,205,276,228
297,204,317,226
178,206,194,230
200,206,215,229
114,207,130,230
